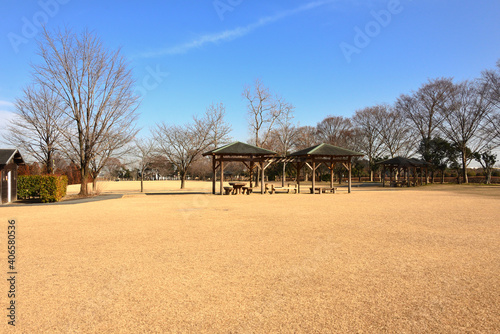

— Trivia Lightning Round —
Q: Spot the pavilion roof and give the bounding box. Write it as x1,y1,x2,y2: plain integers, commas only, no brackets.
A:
203,141,277,156
0,149,24,167
290,143,364,157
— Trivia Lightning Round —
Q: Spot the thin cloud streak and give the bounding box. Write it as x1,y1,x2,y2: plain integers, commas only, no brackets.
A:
0,100,14,107
138,0,336,58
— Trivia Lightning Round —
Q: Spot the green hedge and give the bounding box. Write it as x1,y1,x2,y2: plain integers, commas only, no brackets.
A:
18,175,68,203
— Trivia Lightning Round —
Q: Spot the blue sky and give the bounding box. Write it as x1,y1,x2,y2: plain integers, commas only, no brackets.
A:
1,0,500,142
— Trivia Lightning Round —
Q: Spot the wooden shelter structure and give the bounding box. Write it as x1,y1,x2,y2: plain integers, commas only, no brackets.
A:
0,149,25,205
202,142,278,195
289,143,364,194
377,157,431,187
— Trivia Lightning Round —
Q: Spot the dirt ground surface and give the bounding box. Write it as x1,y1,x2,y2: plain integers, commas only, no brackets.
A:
1,181,499,333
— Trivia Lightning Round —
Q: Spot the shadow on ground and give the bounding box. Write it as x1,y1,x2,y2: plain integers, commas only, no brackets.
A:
10,194,123,206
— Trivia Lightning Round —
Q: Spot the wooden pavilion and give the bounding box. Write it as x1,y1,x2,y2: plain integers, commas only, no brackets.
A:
202,142,278,195
377,157,431,187
290,143,364,194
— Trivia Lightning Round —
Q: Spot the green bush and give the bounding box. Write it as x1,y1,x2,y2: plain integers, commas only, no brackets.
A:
18,175,68,203
17,175,42,199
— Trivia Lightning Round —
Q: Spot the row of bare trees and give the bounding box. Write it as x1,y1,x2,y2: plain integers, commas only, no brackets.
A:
245,65,500,184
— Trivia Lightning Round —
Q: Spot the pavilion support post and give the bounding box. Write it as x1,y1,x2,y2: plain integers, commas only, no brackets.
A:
330,163,334,188
382,166,386,187
348,158,352,194
260,161,265,194
220,159,224,195
296,161,301,194
249,161,254,188
312,159,316,194
212,156,216,194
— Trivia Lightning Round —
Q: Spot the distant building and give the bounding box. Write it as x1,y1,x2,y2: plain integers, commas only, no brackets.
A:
0,149,25,205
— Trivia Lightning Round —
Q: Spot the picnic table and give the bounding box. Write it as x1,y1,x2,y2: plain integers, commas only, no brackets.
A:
229,182,247,194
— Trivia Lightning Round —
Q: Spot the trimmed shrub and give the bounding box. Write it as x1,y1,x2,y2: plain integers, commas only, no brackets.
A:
17,175,42,199
18,175,68,203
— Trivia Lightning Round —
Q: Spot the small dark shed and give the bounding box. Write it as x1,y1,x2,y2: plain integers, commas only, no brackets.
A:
0,149,25,204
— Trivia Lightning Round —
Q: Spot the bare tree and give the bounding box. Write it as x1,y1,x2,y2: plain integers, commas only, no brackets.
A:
482,60,500,144
32,27,139,195
203,102,232,150
395,78,454,159
243,79,282,148
273,97,296,186
472,150,497,184
375,105,414,158
352,106,384,181
4,84,66,174
294,125,319,150
135,138,156,192
243,79,284,186
189,157,212,181
153,117,212,189
88,131,135,192
103,157,123,180
438,80,494,183
316,115,354,148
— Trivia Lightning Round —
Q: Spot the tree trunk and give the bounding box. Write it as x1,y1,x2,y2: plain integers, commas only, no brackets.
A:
79,167,89,196
47,151,53,174
461,149,468,184
486,170,492,184
441,170,445,184
92,177,97,193
282,162,286,187
370,170,373,182
141,173,144,192
180,172,186,189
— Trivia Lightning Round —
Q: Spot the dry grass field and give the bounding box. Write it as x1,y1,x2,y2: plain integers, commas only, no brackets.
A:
1,181,499,333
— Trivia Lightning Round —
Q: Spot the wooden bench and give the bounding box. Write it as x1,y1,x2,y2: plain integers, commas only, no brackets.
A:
265,184,297,194
309,187,338,194
274,183,298,194
310,187,322,194
223,186,233,195
241,186,253,195
390,181,408,187
321,187,338,194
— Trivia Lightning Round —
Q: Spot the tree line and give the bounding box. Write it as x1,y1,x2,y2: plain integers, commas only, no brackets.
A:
4,28,500,194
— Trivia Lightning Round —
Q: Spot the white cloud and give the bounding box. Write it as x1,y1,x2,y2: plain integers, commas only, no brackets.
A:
0,110,17,131
0,100,14,108
0,110,18,146
138,0,336,58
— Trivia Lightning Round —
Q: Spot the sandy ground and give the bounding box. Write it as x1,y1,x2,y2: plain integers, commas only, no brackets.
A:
1,181,499,333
